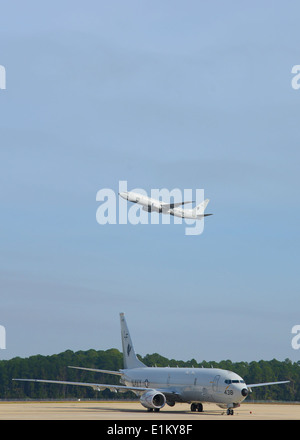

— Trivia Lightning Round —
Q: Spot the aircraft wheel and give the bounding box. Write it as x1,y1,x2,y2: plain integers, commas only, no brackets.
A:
226,408,234,415
197,403,203,412
191,403,197,412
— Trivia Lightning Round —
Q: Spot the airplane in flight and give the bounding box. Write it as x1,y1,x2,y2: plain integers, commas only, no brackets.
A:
119,191,213,220
13,313,289,415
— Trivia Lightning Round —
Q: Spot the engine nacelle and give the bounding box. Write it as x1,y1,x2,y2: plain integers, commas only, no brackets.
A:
142,204,163,213
140,390,166,409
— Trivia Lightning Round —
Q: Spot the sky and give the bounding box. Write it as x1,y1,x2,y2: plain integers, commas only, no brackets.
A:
1,1,300,363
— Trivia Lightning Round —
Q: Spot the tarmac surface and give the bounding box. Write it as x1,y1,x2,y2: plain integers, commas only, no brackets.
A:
0,401,299,420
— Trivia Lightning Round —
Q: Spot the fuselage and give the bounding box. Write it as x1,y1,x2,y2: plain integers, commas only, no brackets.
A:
119,191,167,211
169,207,198,219
121,367,248,406
119,191,202,219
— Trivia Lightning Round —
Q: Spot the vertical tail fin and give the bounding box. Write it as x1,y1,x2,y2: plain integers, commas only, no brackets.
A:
120,313,146,369
192,198,209,215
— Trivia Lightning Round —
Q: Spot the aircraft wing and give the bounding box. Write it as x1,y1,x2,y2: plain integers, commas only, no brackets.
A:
156,388,185,403
161,201,194,210
247,380,289,389
13,378,151,394
68,366,123,376
13,378,186,401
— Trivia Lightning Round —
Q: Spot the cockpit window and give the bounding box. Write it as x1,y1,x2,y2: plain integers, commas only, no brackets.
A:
225,379,245,384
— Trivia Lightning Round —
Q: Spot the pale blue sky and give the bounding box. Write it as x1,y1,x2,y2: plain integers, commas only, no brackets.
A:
1,1,300,362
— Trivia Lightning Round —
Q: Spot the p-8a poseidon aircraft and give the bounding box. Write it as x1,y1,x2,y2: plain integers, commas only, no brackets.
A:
119,191,212,220
14,314,289,415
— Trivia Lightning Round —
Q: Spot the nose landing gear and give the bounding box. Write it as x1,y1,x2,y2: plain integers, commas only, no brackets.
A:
226,403,240,415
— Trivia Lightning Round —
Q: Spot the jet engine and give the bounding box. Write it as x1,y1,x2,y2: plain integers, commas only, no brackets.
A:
140,390,166,410
142,204,162,213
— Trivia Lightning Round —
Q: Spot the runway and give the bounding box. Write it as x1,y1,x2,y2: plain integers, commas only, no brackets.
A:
0,401,299,420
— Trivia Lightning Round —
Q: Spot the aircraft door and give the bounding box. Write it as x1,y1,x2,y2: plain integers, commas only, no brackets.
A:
212,375,220,392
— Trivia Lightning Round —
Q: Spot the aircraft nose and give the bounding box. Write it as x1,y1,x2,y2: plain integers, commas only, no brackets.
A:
241,388,248,397
119,192,127,199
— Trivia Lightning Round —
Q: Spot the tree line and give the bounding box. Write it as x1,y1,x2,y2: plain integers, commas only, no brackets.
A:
0,348,299,401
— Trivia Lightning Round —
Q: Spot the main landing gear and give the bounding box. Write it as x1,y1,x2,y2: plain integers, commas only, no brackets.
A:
227,408,234,415
191,403,203,412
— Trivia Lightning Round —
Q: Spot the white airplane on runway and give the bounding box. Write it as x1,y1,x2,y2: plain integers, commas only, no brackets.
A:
14,314,289,415
119,191,212,219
